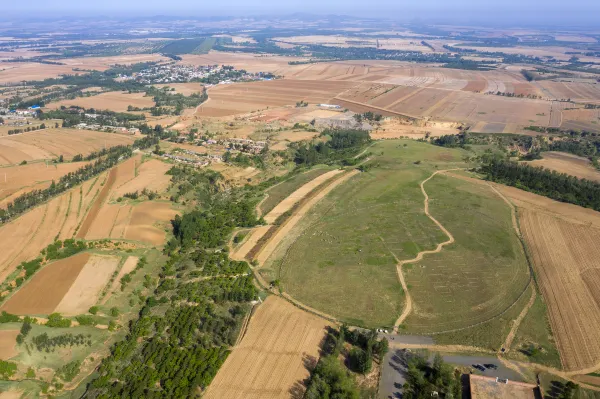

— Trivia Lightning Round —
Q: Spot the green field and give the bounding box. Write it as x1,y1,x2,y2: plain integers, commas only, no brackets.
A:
432,284,533,351
507,293,562,368
403,173,531,333
264,140,471,327
259,166,334,215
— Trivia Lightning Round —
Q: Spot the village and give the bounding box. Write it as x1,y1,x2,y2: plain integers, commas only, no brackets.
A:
119,62,277,84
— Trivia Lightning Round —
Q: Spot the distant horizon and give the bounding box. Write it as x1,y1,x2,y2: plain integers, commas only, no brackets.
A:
1,1,600,28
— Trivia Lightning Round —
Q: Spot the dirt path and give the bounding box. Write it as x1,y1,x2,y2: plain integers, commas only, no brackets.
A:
501,288,537,353
444,172,538,354
392,170,457,332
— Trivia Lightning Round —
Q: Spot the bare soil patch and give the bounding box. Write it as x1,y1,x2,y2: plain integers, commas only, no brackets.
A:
0,330,19,359
204,295,331,399
1,252,91,315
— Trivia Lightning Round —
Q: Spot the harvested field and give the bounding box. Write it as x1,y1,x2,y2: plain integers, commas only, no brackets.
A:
77,168,117,239
519,209,600,371
54,255,120,315
155,83,204,96
0,161,88,207
111,159,172,198
263,169,342,223
1,252,91,315
124,201,178,245
259,167,334,216
0,63,83,84
0,129,135,166
0,330,19,360
204,295,331,399
528,152,600,182
197,80,358,117
48,91,155,112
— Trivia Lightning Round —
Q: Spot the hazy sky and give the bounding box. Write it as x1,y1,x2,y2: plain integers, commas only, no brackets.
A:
4,0,600,25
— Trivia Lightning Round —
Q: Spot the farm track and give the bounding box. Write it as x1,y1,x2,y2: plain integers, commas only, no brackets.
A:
485,181,538,353
392,170,457,332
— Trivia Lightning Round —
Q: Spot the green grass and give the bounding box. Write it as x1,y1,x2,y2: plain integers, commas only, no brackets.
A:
506,293,562,369
403,173,531,333
259,166,334,215
539,373,600,399
266,140,470,327
432,284,533,351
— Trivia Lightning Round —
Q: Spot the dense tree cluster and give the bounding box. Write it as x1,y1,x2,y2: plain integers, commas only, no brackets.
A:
481,159,600,210
31,333,91,352
189,250,250,276
403,353,461,399
56,360,82,382
293,128,371,167
85,188,261,397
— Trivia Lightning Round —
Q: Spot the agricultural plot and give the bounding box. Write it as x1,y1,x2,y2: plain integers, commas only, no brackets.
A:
204,295,331,399
0,128,135,166
82,158,177,245
266,140,469,327
0,173,104,283
402,174,531,333
259,167,335,216
0,161,88,207
197,79,358,117
0,252,96,315
519,209,600,371
48,91,155,112
528,152,600,182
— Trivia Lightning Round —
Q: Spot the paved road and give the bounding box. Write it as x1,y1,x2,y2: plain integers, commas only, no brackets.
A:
379,341,522,399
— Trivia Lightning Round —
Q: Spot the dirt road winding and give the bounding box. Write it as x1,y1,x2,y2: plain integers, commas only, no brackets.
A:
392,170,457,332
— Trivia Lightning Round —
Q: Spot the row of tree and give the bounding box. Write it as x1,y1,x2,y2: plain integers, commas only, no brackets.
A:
481,159,600,211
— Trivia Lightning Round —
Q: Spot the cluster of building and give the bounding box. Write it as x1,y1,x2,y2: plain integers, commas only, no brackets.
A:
224,137,267,154
75,123,139,135
118,63,272,85
163,150,223,167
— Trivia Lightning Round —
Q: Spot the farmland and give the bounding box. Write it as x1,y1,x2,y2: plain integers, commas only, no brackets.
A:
259,166,335,215
519,209,600,371
527,152,600,182
0,252,119,316
204,295,331,399
48,91,155,112
0,161,89,207
0,129,135,166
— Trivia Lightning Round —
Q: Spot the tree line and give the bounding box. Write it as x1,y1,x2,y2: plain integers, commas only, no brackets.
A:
480,159,600,211
0,136,157,224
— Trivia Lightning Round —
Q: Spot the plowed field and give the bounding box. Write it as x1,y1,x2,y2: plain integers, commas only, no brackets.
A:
520,209,600,371
204,295,331,399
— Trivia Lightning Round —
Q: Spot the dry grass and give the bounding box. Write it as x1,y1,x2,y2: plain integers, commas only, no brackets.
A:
54,255,120,315
528,152,600,182
0,128,135,166
48,91,155,112
203,295,331,399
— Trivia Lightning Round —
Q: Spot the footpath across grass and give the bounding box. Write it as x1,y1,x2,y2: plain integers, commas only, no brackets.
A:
267,139,470,327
